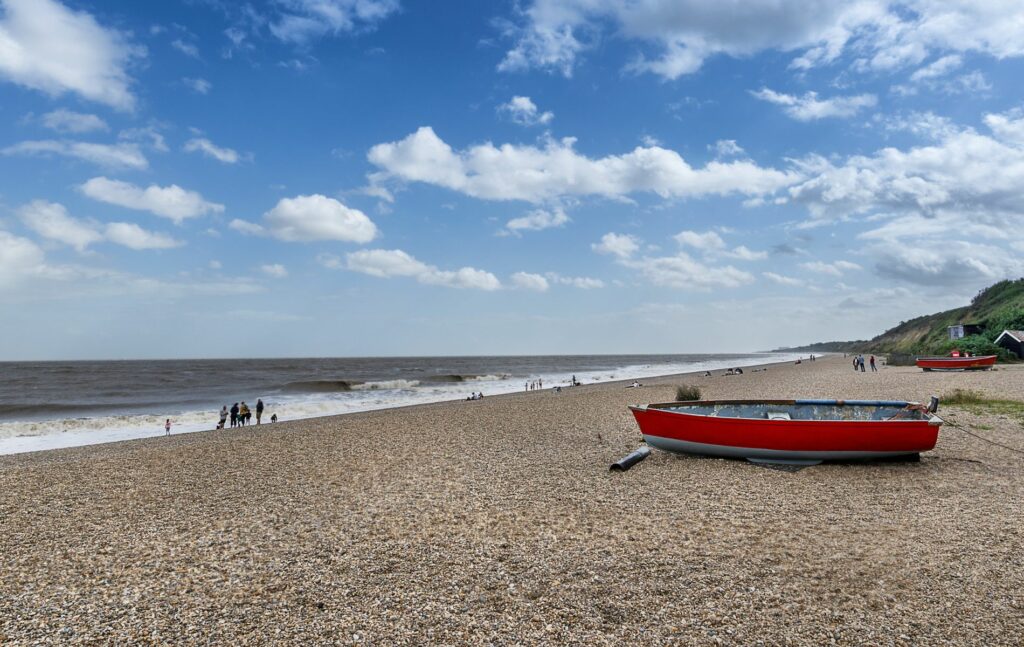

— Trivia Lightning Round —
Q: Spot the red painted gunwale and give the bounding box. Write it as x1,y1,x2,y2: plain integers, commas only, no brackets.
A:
629,402,939,454
915,355,996,370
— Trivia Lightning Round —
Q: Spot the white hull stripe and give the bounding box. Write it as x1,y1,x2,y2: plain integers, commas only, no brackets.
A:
644,435,920,462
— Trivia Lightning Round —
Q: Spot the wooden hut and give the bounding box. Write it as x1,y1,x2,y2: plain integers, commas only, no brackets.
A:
994,330,1024,359
948,323,983,340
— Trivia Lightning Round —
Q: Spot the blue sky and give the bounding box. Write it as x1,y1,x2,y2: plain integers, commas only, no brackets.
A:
2,0,1024,360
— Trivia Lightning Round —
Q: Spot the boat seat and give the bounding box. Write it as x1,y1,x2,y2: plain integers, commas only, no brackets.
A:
767,412,792,420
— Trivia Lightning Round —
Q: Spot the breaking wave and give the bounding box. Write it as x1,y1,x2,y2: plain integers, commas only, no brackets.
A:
352,379,421,390
281,380,359,393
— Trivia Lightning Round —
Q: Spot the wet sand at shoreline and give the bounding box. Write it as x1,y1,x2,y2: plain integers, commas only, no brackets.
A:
2,356,1023,644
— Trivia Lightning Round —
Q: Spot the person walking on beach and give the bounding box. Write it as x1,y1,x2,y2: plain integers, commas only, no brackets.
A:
230,402,239,428
165,419,172,436
256,399,264,424
869,355,877,372
239,402,250,426
218,406,228,429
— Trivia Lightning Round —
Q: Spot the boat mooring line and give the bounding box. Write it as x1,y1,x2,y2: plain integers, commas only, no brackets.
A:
945,417,1024,457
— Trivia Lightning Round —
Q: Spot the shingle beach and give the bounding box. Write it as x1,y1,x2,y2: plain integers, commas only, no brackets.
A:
2,356,1023,645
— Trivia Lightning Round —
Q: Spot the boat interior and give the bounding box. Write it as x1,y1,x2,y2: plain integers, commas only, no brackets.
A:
651,400,929,421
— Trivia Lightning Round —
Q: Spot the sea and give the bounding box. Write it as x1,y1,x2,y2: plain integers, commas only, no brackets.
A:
0,353,804,455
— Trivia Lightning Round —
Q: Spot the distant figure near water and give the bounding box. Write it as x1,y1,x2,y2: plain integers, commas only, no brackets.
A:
218,406,227,429
256,399,264,424
230,403,239,428
271,413,278,423
165,419,171,436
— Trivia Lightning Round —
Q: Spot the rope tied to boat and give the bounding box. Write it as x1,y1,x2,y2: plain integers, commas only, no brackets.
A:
943,417,1024,457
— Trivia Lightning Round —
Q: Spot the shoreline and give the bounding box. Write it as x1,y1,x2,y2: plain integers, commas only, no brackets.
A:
0,353,806,457
2,355,1023,643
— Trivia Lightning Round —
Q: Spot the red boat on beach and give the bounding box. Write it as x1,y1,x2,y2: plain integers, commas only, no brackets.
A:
629,399,942,466
915,354,996,371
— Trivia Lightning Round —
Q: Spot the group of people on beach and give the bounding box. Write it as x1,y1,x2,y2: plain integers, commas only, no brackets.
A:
465,392,485,400
852,354,878,372
217,399,276,429
524,375,582,392
164,399,277,437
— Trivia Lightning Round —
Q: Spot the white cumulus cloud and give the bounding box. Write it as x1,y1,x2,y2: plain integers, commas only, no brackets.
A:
510,271,549,291
498,96,554,126
0,230,47,287
182,77,211,94
2,140,147,169
171,39,199,58
546,272,604,289
499,1,1024,80
787,108,1024,226
80,177,225,223
592,232,640,259
39,109,108,134
674,230,726,250
260,263,289,278
909,54,963,81
103,222,182,249
763,272,804,286
15,199,181,251
345,249,501,291
368,126,798,204
184,137,242,164
182,77,212,94
801,260,862,276
624,252,754,291
269,0,400,44
233,194,378,243
0,0,141,110
18,200,102,252
504,207,569,234
711,139,744,158
724,245,769,261
751,88,877,121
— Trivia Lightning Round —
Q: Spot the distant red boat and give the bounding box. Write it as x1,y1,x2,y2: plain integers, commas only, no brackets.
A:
915,355,996,371
629,399,942,466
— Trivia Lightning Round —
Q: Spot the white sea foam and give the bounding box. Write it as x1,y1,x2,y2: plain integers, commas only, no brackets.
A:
352,379,421,390
0,354,806,455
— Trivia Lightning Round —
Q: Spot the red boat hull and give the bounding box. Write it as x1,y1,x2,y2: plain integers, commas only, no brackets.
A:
915,355,996,371
630,404,939,464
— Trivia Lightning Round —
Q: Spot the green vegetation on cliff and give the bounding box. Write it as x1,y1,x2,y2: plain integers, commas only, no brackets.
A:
784,279,1024,358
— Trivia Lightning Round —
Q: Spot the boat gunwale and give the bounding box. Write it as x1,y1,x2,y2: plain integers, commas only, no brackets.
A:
630,399,940,425
914,354,997,361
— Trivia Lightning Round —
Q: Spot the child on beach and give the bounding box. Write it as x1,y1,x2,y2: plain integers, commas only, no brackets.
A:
165,419,171,436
